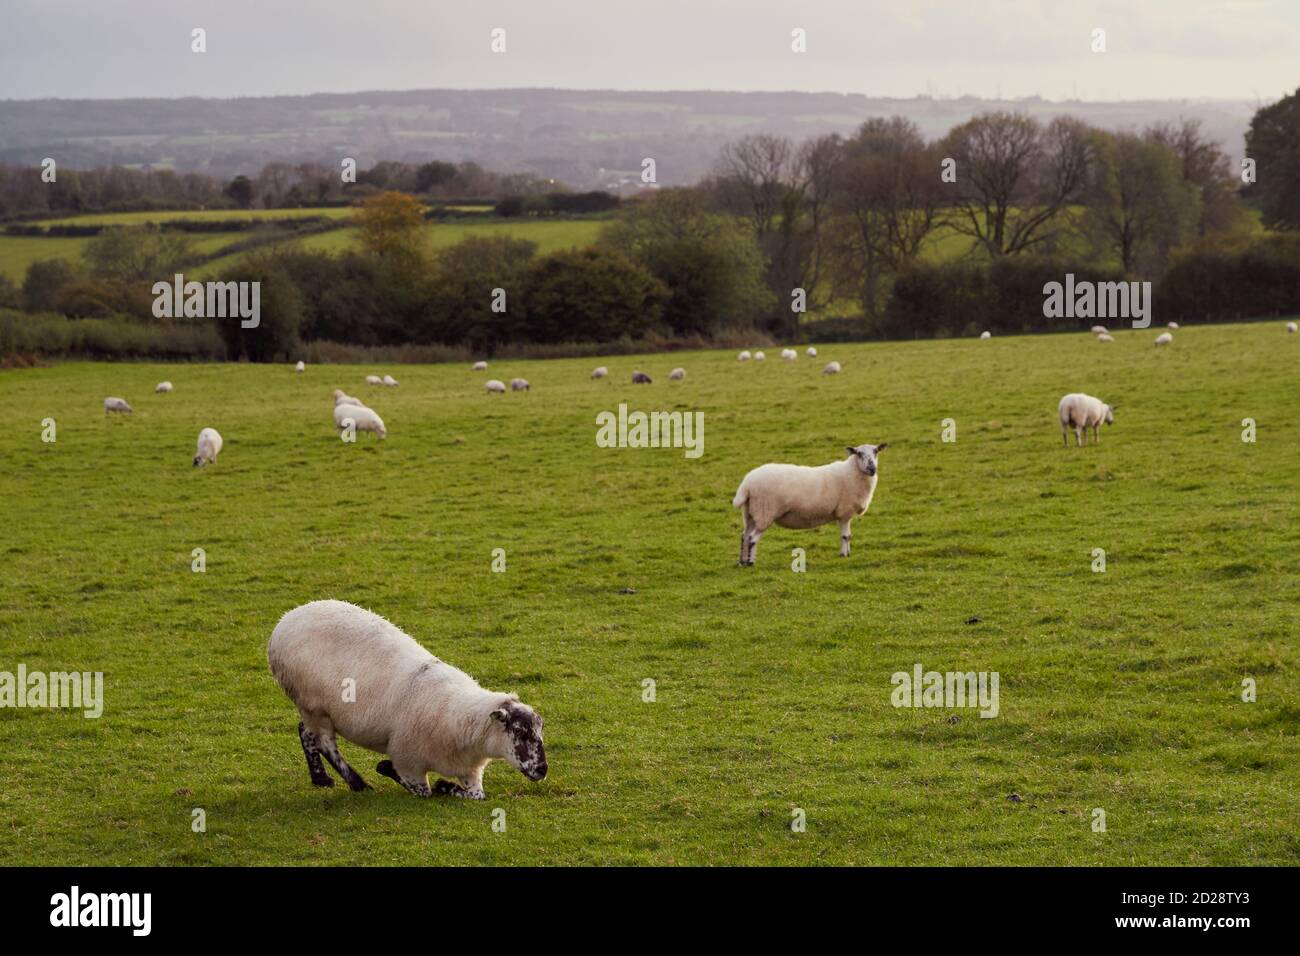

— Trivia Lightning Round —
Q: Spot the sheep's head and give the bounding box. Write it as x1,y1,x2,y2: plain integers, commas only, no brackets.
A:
1104,404,1116,424
490,697,547,781
845,443,888,477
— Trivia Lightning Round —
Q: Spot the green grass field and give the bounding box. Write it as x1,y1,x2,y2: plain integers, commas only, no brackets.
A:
1,323,1297,865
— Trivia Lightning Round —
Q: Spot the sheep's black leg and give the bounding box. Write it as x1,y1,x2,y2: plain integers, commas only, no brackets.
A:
376,760,432,797
298,722,334,787
316,730,370,791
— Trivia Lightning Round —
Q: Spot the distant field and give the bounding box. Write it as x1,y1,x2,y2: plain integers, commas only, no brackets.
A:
38,208,356,228
1,322,1297,865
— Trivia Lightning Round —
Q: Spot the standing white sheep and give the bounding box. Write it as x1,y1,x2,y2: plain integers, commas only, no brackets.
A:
485,379,506,393
1096,333,1114,342
822,361,841,375
591,366,608,379
1090,326,1108,335
1058,392,1115,447
754,351,766,361
295,361,306,372
669,367,685,380
103,397,132,415
806,346,818,357
155,381,173,394
980,331,992,339
268,600,547,798
365,375,383,385
333,403,387,438
738,350,752,362
1167,322,1180,330
193,427,223,467
780,348,797,361
733,444,888,565
473,361,488,371
1155,332,1173,346
511,378,530,391
1287,322,1297,333
382,374,399,387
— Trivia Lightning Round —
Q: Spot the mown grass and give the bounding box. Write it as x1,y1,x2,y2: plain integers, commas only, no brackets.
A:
0,322,1297,865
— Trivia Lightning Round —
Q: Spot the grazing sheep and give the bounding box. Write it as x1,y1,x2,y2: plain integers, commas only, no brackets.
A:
1167,322,1179,330
510,378,530,391
382,374,399,387
268,600,547,798
1058,392,1115,447
669,367,685,380
333,403,387,439
591,366,608,379
822,361,841,375
754,351,766,361
1287,322,1297,333
1154,332,1173,346
193,427,223,467
1090,325,1108,335
780,348,797,361
806,346,817,357
980,331,992,339
365,375,383,385
738,350,752,362
631,371,652,384
103,397,132,415
485,379,506,393
732,443,888,565
1097,333,1115,342
333,389,364,407
155,381,173,394
473,361,488,371
295,361,306,372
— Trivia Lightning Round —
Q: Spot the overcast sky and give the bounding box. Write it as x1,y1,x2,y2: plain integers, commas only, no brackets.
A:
2,0,1297,102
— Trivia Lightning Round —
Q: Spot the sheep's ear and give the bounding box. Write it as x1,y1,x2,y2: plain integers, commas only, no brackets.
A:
875,443,889,453
845,446,859,456
490,709,508,723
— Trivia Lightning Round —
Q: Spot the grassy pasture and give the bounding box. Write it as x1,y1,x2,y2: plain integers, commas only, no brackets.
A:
0,322,1297,865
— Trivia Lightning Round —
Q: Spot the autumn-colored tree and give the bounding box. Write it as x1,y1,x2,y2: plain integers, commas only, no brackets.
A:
354,190,427,266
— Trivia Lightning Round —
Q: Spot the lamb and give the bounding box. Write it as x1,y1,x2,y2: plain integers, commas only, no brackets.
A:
382,374,399,387
806,346,818,357
738,350,752,362
333,389,364,407
193,427,223,467
1090,325,1108,334
669,367,685,380
485,379,506,393
1167,322,1180,330
591,366,608,379
980,331,992,339
780,348,797,361
1287,322,1297,333
732,443,888,565
1096,333,1114,342
333,403,387,438
510,378,530,391
295,361,306,372
473,361,488,371
1058,392,1115,447
1154,332,1173,346
103,397,132,415
267,600,546,798
822,361,841,375
365,375,383,385
155,381,173,394
754,351,766,361
632,371,652,384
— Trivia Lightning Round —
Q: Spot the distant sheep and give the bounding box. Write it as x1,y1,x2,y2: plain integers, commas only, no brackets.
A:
193,427,223,467
268,600,547,798
1090,325,1108,335
1167,322,1179,330
473,361,488,371
738,350,752,362
591,366,608,379
1097,333,1114,342
382,374,399,387
669,367,685,380
632,371,652,384
806,347,817,357
1287,322,1297,333
822,361,841,375
155,381,173,394
1155,332,1173,346
103,397,132,415
510,378,530,391
485,379,506,393
980,331,992,339
295,361,306,372
334,403,387,438
333,389,364,407
1058,392,1115,447
780,348,797,361
733,443,888,565
754,351,766,361
365,375,383,385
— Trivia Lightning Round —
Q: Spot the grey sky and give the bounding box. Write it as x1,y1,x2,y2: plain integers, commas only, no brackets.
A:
2,0,1297,101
